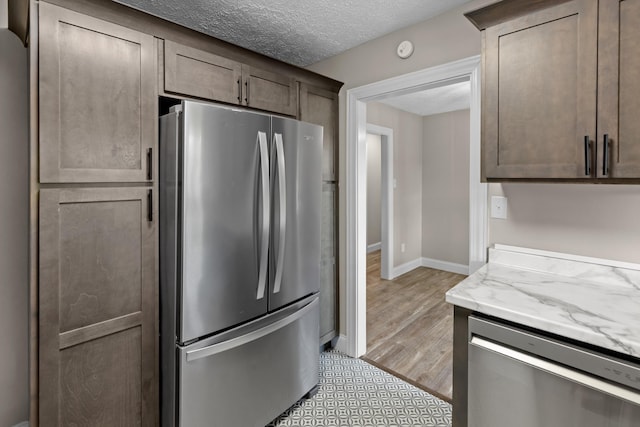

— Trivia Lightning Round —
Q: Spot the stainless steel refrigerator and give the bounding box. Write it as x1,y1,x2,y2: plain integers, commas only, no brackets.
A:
159,100,322,427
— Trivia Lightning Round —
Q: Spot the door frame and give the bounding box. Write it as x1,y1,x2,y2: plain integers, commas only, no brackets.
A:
365,124,394,280
340,55,487,357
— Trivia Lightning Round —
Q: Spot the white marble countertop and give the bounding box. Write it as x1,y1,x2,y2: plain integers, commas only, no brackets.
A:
446,245,640,358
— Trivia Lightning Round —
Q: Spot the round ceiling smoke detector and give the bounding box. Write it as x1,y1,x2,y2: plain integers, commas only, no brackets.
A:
396,40,414,59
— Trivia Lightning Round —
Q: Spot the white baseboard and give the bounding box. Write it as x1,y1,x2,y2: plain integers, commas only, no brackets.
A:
390,257,470,278
391,258,423,278
334,334,349,355
367,242,381,253
421,257,469,275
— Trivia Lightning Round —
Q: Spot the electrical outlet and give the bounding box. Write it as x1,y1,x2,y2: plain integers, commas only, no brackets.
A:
400,243,406,253
491,196,508,219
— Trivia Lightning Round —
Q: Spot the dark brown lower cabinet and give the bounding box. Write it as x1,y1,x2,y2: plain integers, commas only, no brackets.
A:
39,187,157,426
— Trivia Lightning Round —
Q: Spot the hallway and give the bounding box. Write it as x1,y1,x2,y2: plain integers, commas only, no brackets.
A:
363,251,466,401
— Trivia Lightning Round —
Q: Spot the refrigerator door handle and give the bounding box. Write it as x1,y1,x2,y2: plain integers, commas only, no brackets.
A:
185,299,316,362
273,133,287,294
257,131,270,300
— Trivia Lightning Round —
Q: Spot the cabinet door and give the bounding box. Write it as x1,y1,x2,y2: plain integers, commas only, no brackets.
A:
39,188,157,426
242,65,298,116
320,182,337,344
39,3,155,183
164,40,243,105
598,0,640,178
299,83,339,181
483,0,598,179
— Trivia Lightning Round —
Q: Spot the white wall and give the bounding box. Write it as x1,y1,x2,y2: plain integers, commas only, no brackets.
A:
422,109,470,266
307,1,494,334
367,102,423,267
0,29,30,426
490,183,640,263
1,0,8,28
366,133,382,247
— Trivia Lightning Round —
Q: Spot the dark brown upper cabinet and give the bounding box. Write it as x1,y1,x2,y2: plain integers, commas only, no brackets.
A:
299,83,339,181
242,64,298,116
164,40,243,106
38,3,156,183
597,0,640,178
163,40,298,116
469,0,640,181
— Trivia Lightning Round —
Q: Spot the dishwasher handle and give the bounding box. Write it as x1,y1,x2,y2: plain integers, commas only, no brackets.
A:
471,336,640,406
468,316,640,394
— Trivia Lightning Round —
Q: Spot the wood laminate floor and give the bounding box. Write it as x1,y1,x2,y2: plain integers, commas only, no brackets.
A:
363,250,466,401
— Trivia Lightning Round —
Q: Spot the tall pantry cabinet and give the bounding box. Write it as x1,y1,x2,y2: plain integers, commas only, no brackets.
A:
299,84,340,345
19,0,342,424
37,3,158,426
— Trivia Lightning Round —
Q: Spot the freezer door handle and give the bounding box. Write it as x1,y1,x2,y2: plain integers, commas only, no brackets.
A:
186,299,316,362
256,131,270,300
273,133,287,294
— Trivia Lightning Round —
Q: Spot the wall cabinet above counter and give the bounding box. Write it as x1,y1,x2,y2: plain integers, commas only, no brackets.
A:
467,0,640,182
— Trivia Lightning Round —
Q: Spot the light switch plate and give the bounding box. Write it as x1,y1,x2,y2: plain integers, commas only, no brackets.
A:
491,196,508,219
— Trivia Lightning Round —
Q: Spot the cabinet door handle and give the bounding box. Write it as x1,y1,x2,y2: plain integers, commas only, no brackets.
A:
584,136,591,176
237,79,241,103
147,189,153,222
245,80,250,105
602,134,610,176
146,148,152,180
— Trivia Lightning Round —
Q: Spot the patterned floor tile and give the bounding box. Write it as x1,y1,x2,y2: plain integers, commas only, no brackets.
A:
266,350,452,427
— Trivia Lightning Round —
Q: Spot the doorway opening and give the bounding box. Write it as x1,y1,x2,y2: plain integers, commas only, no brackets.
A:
365,124,393,280
340,56,487,378
362,80,475,400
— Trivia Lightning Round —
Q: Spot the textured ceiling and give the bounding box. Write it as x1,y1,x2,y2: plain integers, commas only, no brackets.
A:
115,0,472,66
379,81,471,117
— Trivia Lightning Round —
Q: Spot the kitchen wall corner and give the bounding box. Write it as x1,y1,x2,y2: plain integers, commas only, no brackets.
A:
0,28,29,427
1,0,8,28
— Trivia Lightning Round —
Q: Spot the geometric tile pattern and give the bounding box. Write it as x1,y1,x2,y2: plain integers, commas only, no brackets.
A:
267,350,452,426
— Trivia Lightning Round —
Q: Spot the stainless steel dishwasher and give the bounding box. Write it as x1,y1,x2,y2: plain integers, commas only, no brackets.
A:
468,316,640,427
